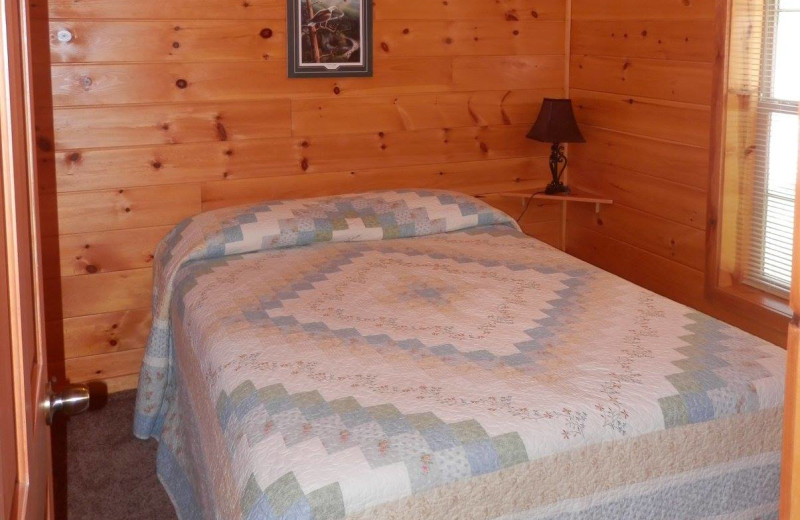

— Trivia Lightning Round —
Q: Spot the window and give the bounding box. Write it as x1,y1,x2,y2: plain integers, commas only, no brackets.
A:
723,0,799,299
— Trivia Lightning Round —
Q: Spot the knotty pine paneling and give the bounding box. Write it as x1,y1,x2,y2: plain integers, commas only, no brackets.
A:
200,157,552,210
566,1,787,345
570,126,709,189
570,0,715,21
571,55,714,105
570,20,715,62
568,155,707,229
48,20,566,63
52,101,293,149
43,0,567,21
40,0,568,388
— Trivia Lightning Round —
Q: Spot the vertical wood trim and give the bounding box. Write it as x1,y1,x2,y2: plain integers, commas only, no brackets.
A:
0,0,51,513
705,0,732,294
779,104,800,520
562,0,572,233
782,322,800,518
564,0,571,98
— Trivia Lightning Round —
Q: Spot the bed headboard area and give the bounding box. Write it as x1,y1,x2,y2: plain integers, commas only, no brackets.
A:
38,0,569,390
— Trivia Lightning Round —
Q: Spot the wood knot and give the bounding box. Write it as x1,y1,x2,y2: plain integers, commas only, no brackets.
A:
109,339,118,347
260,28,273,39
301,140,310,148
68,152,81,163
333,86,341,95
504,10,519,21
216,121,228,141
300,158,309,171
176,78,188,89
479,142,489,153
151,160,163,169
380,41,389,52
402,28,410,34
85,265,98,274
530,10,538,18
172,41,180,48
37,136,53,152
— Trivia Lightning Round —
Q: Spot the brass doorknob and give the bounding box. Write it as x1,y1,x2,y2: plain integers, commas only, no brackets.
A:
45,382,90,425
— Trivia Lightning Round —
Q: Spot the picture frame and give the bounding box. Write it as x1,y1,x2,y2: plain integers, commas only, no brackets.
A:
287,0,373,78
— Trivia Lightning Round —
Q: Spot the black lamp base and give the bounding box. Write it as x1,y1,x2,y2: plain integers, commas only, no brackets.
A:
544,182,570,195
545,142,570,195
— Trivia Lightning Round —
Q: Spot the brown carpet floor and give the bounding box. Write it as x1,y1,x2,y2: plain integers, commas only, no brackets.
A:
54,389,177,519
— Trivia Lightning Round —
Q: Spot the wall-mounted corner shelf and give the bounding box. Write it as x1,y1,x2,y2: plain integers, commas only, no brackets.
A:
496,188,613,214
485,187,614,251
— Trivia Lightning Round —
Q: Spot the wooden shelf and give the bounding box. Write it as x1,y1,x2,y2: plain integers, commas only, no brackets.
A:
532,192,613,205
478,187,614,252
491,187,613,212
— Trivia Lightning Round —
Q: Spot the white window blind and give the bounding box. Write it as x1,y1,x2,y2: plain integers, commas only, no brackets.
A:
728,0,799,297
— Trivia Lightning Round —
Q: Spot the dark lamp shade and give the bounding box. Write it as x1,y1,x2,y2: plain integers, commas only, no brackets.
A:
526,98,586,144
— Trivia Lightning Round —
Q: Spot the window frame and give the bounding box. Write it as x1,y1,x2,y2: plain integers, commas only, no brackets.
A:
745,0,800,297
706,0,792,345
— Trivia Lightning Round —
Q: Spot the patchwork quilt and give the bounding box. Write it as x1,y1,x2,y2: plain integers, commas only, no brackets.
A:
134,190,786,519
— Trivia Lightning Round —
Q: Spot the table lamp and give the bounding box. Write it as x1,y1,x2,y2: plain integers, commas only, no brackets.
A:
527,98,585,195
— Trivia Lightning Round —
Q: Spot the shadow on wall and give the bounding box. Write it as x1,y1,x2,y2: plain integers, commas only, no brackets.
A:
29,0,69,514
50,381,110,519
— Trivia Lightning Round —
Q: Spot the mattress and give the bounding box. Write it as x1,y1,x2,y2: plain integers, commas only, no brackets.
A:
133,190,786,519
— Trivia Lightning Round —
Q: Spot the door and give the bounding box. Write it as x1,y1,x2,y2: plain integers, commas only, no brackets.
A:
779,106,800,518
0,0,52,516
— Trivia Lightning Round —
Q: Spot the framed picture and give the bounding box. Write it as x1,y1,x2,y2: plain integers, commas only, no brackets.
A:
287,0,373,78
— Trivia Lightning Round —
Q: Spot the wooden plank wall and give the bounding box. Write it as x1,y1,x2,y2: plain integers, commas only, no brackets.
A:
565,0,788,345
36,0,569,389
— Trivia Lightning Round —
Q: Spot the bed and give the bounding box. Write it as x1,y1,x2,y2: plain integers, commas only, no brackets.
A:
133,189,786,519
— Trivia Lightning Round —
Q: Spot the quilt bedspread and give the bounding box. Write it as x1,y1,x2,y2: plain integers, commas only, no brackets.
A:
134,190,786,520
